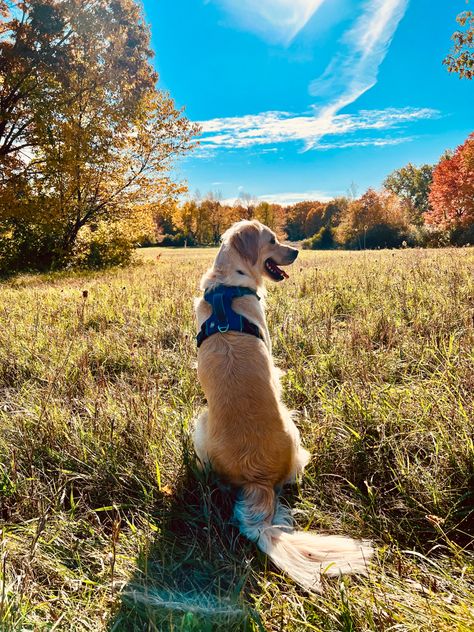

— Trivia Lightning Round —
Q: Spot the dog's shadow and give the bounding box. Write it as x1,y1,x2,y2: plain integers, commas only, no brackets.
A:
108,447,267,632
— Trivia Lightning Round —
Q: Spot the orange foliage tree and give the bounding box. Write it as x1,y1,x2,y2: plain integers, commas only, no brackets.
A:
425,133,474,229
336,189,409,248
284,201,327,240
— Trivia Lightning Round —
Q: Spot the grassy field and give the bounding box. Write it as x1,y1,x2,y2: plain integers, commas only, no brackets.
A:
0,246,473,631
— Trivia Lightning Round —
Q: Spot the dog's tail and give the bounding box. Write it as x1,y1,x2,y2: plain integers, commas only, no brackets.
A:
234,483,372,593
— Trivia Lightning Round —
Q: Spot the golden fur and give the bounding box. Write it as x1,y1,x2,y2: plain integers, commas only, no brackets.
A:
193,220,372,592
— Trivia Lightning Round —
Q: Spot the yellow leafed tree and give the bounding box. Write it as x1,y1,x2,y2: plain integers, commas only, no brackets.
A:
0,0,197,272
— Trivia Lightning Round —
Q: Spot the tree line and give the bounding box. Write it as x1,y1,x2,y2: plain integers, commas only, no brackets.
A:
0,3,472,273
152,131,474,250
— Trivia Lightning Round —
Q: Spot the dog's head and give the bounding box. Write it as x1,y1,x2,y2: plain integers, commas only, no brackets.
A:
221,220,298,283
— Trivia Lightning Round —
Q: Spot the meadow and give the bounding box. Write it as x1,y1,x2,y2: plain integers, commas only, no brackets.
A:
0,246,473,631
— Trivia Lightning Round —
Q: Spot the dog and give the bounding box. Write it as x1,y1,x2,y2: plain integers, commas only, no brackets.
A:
193,220,372,592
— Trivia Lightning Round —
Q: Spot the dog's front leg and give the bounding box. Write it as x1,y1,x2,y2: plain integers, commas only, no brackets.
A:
192,409,211,470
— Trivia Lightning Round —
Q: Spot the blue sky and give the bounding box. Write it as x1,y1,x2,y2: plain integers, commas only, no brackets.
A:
143,0,473,205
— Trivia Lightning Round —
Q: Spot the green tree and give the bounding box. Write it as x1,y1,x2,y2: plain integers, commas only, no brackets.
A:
302,225,335,250
383,163,433,225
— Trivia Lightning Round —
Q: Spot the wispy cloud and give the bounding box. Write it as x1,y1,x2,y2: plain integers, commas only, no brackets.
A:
221,190,334,206
257,190,334,204
317,136,414,150
200,1,433,163
307,0,409,147
197,107,438,150
211,0,326,45
206,1,413,153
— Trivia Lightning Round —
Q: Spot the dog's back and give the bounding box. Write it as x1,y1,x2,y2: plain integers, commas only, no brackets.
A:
197,332,293,487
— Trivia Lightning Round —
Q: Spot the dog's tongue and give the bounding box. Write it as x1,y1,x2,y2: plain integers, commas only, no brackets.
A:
266,257,289,280
272,261,289,279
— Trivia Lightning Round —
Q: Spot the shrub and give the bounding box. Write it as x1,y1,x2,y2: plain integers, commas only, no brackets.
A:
302,225,335,250
159,233,196,247
405,225,450,248
71,224,136,269
343,223,408,249
450,222,474,246
0,220,61,275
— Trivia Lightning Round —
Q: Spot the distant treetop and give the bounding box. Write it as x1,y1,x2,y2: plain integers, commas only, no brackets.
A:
444,10,474,79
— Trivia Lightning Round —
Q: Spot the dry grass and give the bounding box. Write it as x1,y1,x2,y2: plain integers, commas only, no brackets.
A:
0,246,473,631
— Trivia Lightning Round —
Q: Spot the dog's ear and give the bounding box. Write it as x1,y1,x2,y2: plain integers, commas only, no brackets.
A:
230,223,260,265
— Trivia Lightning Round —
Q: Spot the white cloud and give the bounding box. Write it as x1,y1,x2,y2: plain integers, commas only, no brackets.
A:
307,0,409,147
316,136,414,150
211,0,326,45
257,190,334,204
202,1,418,155
221,190,334,206
197,107,438,150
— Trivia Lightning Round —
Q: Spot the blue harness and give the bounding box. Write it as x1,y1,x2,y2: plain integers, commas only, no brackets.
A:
196,285,264,348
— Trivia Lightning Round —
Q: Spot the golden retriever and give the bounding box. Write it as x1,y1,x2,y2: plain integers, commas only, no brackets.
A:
193,220,372,592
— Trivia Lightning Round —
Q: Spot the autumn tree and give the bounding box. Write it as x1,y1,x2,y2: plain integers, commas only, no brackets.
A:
425,133,474,230
383,163,433,226
444,11,474,79
226,203,247,225
336,189,409,248
237,190,257,220
254,201,285,235
0,0,73,173
202,194,225,243
323,197,348,227
173,199,198,241
284,201,318,240
284,202,308,240
0,0,196,271
152,197,180,238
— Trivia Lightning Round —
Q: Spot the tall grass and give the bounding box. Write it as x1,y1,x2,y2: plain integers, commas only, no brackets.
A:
0,247,473,631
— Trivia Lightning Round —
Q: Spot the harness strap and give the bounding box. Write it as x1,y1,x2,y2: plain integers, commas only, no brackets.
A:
196,285,264,348
211,291,229,331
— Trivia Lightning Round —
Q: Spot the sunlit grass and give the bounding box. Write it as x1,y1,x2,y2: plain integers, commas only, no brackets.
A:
0,247,473,630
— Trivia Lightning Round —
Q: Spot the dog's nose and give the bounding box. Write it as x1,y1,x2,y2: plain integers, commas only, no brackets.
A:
290,248,299,261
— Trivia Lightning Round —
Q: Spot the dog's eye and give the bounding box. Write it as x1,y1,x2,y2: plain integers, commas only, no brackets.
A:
269,237,276,244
